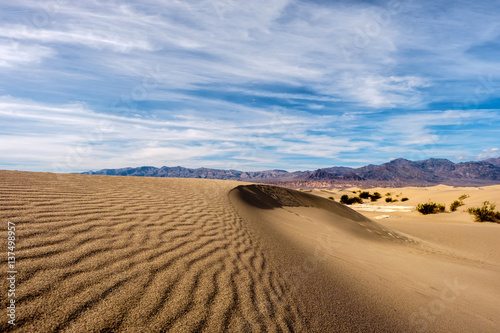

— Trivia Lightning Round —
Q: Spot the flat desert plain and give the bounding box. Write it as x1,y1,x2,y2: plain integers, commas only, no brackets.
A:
1,171,499,332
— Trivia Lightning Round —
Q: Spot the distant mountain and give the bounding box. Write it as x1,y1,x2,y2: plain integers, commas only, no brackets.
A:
82,166,304,181
82,157,500,186
306,169,364,181
483,157,500,167
342,158,500,184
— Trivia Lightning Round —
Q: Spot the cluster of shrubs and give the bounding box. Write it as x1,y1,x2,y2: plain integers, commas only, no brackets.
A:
416,194,469,215
415,194,499,223
336,189,500,224
384,192,408,203
332,191,498,223
468,201,500,222
340,194,363,205
339,191,385,205
416,202,446,215
359,191,382,202
384,196,408,203
385,197,408,203
339,190,410,205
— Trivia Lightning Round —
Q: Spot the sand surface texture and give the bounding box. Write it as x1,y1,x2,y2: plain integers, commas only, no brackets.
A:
1,171,499,332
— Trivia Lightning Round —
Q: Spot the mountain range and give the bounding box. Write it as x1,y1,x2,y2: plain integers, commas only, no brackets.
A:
82,157,500,187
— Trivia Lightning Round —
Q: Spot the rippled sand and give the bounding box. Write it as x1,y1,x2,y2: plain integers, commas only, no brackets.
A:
1,171,499,332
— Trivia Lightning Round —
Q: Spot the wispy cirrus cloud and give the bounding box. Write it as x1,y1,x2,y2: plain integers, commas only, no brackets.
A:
2,96,498,172
1,0,500,171
0,96,365,171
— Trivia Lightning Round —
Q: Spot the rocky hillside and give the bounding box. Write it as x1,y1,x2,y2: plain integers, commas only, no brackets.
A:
82,166,303,181
82,157,500,186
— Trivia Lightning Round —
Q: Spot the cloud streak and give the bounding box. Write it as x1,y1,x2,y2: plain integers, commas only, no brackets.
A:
1,96,498,172
1,0,499,171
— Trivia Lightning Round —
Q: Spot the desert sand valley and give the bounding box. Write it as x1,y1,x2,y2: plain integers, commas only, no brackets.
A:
1,171,499,332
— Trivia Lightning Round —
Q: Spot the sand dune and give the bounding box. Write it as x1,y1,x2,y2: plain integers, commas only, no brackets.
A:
1,171,499,332
231,185,500,332
0,172,305,332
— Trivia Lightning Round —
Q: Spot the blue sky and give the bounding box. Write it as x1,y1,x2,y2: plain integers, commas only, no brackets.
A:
1,0,499,172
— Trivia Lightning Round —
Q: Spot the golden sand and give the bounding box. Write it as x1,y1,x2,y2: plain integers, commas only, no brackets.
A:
1,171,499,332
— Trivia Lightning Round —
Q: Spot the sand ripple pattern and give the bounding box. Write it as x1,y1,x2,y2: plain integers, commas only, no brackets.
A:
0,172,305,332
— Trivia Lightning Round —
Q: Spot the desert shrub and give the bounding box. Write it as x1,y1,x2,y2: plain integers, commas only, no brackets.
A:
467,201,500,222
450,200,462,212
328,196,335,201
385,192,391,197
371,192,382,201
340,194,363,205
458,194,469,201
349,196,363,204
416,202,446,215
450,194,469,211
359,191,371,199
340,195,349,204
401,197,409,202
386,197,393,203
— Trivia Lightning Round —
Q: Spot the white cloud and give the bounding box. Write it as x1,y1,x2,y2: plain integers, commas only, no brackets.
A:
0,39,54,67
0,24,153,52
0,96,368,171
1,1,500,171
378,109,498,147
478,147,500,160
0,0,408,105
3,0,500,103
1,95,499,171
340,75,431,108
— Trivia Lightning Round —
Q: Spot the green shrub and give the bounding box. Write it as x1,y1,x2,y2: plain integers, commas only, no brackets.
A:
359,191,371,199
416,202,446,215
467,201,500,222
450,194,469,212
450,200,462,212
386,197,393,203
401,197,409,202
458,194,469,201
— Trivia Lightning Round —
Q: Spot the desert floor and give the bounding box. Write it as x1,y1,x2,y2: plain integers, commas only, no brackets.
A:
1,171,499,332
